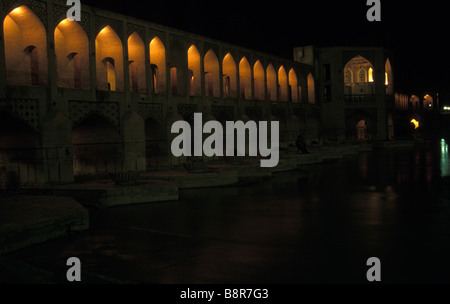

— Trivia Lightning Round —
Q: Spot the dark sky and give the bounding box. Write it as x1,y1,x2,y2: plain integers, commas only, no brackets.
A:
83,0,449,100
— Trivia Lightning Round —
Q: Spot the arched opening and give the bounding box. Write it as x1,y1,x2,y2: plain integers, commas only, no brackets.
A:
72,114,123,176
343,55,374,96
55,18,89,89
3,5,48,86
385,58,394,95
223,53,237,98
145,118,166,170
410,95,420,111
266,64,277,102
278,66,288,102
424,94,433,110
188,45,201,96
0,112,40,189
96,26,123,91
204,49,220,98
253,60,265,100
289,68,299,103
102,57,116,91
307,73,315,104
239,57,252,99
356,120,368,141
170,67,178,95
128,32,146,93
149,36,166,94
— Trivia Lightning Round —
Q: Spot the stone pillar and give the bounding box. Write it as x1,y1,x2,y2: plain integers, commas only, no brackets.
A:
41,111,74,184
122,111,146,171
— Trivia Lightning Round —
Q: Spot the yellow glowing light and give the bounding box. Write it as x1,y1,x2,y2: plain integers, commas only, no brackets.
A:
99,26,110,36
385,72,389,85
368,68,374,82
411,119,419,129
11,6,23,15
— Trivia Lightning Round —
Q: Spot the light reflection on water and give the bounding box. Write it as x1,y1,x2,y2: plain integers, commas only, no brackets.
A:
441,138,449,177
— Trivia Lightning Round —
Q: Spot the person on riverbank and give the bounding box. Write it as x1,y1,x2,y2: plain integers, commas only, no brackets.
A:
295,135,310,154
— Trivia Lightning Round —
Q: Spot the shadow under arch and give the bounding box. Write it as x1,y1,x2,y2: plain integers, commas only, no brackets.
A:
0,111,40,189
72,113,123,177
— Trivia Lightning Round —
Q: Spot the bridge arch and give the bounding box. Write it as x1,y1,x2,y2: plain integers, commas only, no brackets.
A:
307,73,315,104
222,53,236,98
289,68,299,103
253,60,265,100
3,5,48,86
55,18,90,89
187,45,201,96
128,31,146,93
96,26,124,91
239,57,251,99
278,65,288,102
72,113,123,176
149,36,166,94
204,49,220,98
266,63,277,102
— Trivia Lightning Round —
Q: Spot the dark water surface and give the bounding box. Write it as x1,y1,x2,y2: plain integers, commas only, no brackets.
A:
7,139,450,284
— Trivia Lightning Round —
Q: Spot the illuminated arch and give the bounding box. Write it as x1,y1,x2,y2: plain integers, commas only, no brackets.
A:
55,19,89,89
253,60,265,100
410,95,420,111
204,49,220,97
239,57,251,99
222,53,236,98
188,45,201,96
289,68,298,103
3,5,48,86
278,66,288,102
128,32,146,93
96,26,123,91
343,55,374,95
385,58,393,95
149,36,166,94
307,73,315,104
424,94,433,110
266,64,277,102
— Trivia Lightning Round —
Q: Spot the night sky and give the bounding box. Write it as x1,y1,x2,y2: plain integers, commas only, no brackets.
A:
83,0,449,102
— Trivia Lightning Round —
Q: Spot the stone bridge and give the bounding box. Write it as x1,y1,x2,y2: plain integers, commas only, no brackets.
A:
0,0,320,188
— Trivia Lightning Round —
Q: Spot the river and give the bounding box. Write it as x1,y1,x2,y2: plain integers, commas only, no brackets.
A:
5,138,450,284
